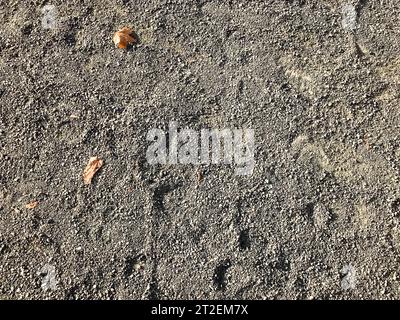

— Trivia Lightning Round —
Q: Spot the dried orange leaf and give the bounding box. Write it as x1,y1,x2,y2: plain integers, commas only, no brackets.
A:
83,156,103,185
113,27,135,49
26,200,39,209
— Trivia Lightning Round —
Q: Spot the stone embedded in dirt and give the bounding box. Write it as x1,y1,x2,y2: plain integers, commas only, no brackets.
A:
113,27,136,49
341,4,357,32
196,168,203,183
134,262,145,272
25,200,39,209
38,264,58,292
313,203,331,229
83,156,103,185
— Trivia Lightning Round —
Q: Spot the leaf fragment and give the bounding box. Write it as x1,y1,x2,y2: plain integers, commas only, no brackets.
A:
83,157,103,185
26,200,39,209
113,27,136,49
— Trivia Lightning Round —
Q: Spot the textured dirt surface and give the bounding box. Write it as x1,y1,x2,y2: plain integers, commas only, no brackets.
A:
0,0,400,299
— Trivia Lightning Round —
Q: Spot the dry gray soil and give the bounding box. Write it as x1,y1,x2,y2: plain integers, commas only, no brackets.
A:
1,0,400,299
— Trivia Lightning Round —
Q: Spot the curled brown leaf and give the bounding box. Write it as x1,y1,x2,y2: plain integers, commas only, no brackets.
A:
113,27,135,49
83,156,103,185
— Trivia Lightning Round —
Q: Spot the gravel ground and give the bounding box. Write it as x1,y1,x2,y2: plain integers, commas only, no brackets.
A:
1,0,400,300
